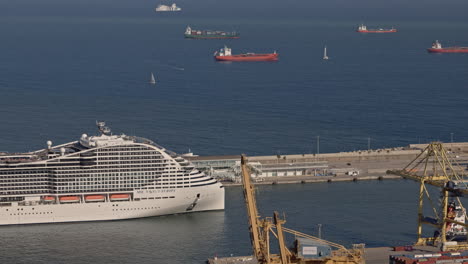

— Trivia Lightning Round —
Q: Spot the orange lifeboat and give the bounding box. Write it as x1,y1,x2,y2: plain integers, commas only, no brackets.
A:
59,196,80,203
85,195,105,202
110,194,131,201
43,196,55,202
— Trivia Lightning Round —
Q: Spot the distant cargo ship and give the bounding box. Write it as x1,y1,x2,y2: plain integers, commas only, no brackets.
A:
214,46,278,62
427,40,468,53
184,26,239,39
356,24,396,33
155,3,181,12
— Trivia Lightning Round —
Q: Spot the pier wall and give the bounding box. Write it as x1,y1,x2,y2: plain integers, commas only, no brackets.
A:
187,142,468,184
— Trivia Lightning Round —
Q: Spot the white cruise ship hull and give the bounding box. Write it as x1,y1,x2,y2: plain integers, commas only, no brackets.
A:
0,184,224,225
0,122,226,226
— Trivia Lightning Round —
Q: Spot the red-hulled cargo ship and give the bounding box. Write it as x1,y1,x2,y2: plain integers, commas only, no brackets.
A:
427,40,468,53
356,24,396,33
214,46,278,61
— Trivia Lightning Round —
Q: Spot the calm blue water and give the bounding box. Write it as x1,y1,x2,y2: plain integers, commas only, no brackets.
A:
0,180,458,263
0,0,467,263
0,180,423,263
0,0,467,156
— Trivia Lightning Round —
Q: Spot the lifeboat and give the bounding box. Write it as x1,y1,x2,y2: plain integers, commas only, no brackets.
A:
427,40,468,53
110,194,131,201
43,196,55,202
214,46,278,62
85,195,105,202
59,196,80,203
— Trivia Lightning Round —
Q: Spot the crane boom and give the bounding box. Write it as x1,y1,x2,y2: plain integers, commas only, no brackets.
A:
274,212,290,264
240,154,365,264
241,155,264,260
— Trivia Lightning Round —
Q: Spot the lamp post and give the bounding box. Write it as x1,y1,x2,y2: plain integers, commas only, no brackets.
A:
318,224,322,239
317,136,320,155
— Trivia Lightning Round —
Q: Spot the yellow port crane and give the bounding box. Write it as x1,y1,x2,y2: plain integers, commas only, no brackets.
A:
240,154,365,264
387,142,468,250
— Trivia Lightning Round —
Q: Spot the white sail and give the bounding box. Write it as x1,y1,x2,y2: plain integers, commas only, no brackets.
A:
323,45,329,60
150,72,156,84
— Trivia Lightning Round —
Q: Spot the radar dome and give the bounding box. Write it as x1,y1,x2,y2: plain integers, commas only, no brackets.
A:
47,141,52,149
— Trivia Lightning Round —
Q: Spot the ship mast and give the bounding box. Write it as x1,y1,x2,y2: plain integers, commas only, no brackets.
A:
323,45,329,60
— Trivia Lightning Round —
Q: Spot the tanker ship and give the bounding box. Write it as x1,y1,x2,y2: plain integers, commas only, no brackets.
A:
356,24,397,33
427,40,468,53
214,46,278,62
184,26,239,39
0,122,224,225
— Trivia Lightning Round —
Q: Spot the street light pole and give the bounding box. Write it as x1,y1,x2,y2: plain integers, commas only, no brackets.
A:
318,224,322,239
317,136,320,155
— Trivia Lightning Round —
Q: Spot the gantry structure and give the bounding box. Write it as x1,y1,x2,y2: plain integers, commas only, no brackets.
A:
388,142,468,250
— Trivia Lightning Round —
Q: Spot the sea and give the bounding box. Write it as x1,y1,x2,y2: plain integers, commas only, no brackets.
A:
0,0,467,263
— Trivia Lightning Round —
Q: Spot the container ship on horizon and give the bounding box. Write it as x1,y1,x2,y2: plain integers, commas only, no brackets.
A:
184,26,239,39
356,24,397,33
427,40,468,53
0,122,224,225
155,3,181,12
214,46,278,61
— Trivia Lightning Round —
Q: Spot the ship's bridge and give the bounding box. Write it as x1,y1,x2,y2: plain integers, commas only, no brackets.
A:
79,134,132,148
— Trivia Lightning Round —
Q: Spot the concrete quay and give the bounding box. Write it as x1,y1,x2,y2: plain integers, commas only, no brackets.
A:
220,175,402,187
187,142,468,185
204,143,468,264
207,256,257,264
207,245,443,264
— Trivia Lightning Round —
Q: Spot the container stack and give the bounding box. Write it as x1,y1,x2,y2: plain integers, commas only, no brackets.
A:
389,251,468,264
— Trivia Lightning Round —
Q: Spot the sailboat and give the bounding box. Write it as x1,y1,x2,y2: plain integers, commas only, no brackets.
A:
149,72,156,84
323,46,329,60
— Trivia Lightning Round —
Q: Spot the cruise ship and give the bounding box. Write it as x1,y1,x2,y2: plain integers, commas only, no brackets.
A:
0,122,224,225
